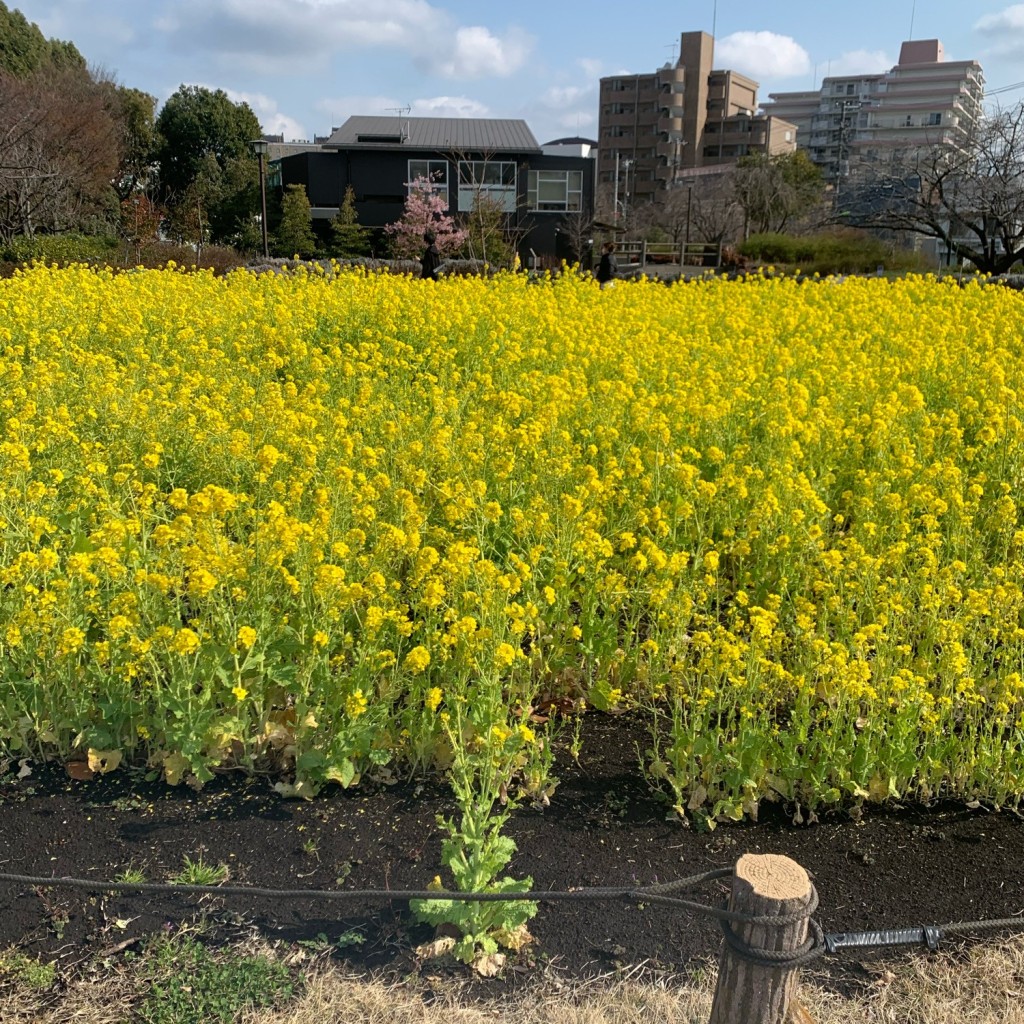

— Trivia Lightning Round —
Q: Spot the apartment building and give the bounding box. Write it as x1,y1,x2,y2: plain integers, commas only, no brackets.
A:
763,39,984,181
597,31,797,212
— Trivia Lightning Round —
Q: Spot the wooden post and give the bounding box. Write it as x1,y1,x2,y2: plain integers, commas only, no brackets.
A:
708,853,814,1024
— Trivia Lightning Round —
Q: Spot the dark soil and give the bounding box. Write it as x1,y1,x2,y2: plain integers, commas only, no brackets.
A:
1,712,1023,990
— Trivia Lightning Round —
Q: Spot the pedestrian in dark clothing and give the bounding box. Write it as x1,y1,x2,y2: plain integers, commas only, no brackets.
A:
596,241,617,286
421,230,441,280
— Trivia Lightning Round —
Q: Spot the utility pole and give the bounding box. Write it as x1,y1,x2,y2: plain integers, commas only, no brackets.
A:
622,159,633,223
614,150,620,223
834,100,860,211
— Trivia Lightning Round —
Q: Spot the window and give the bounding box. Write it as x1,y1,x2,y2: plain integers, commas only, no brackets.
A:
527,169,583,212
457,161,517,212
407,159,449,204
847,83,856,95
928,112,942,126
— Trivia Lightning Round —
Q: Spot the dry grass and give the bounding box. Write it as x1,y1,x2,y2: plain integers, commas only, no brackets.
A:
1,937,1022,1024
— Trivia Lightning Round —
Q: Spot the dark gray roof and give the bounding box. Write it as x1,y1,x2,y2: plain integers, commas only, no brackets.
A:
544,136,599,147
325,116,541,153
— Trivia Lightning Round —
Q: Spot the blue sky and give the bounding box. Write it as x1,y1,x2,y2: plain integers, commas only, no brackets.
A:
12,1,1024,143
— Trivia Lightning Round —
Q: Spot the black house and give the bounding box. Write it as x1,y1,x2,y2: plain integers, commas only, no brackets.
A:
275,116,596,265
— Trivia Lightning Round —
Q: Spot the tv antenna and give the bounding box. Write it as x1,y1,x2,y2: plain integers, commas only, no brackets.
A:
387,105,411,141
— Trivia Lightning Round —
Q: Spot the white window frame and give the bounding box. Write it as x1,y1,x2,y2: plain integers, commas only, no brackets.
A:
527,169,584,213
457,161,517,213
407,159,449,205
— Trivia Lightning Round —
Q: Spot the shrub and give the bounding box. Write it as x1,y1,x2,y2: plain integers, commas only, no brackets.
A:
0,233,119,266
741,229,930,276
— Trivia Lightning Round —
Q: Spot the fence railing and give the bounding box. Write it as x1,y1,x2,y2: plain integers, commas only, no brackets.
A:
614,239,723,269
3,852,1022,1023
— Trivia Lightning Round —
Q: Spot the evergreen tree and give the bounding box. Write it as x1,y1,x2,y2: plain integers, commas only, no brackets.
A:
154,85,262,245
274,184,317,258
329,185,370,257
0,2,83,77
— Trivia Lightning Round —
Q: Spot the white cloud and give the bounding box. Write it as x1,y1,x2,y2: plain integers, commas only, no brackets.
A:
825,49,892,78
975,5,1024,33
433,25,531,78
716,31,811,80
313,93,488,124
409,95,490,117
535,81,597,140
543,84,591,108
153,0,531,79
577,57,603,79
974,4,1024,61
226,88,307,140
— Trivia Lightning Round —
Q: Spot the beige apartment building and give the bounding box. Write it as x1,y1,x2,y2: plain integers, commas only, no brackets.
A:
762,39,984,182
597,31,797,213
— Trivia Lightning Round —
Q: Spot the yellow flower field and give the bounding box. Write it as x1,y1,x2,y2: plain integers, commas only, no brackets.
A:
1,263,1023,821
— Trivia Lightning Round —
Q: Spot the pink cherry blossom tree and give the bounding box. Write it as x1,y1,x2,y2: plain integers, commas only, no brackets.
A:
385,175,466,259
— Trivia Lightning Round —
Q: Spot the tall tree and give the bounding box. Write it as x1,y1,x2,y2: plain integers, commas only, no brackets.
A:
733,151,825,237
275,184,317,258
154,85,262,244
329,185,370,257
107,85,157,200
847,102,1024,275
0,65,118,241
0,2,83,77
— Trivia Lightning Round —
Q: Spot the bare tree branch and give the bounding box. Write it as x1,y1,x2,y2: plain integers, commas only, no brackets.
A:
844,102,1024,274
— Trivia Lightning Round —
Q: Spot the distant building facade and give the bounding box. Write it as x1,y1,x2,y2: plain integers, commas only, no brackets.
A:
763,40,984,182
596,31,797,212
275,115,594,263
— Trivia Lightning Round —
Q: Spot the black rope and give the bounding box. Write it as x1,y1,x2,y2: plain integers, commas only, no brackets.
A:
0,868,729,906
1,869,1021,962
722,916,828,969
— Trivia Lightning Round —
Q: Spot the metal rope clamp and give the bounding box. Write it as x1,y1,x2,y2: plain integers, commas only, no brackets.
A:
825,925,942,954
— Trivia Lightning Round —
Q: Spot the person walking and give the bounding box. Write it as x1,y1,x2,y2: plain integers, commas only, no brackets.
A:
421,230,441,281
596,241,617,287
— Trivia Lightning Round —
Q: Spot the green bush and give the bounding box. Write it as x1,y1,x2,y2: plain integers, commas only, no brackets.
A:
0,235,249,277
0,233,118,266
740,229,929,275
740,233,803,263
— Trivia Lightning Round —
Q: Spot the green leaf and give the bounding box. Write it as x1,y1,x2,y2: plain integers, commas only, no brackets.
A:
297,749,325,772
326,758,356,788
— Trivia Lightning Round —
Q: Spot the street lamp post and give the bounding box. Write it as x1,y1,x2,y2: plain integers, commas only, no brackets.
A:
622,159,633,223
249,139,270,259
685,183,693,262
